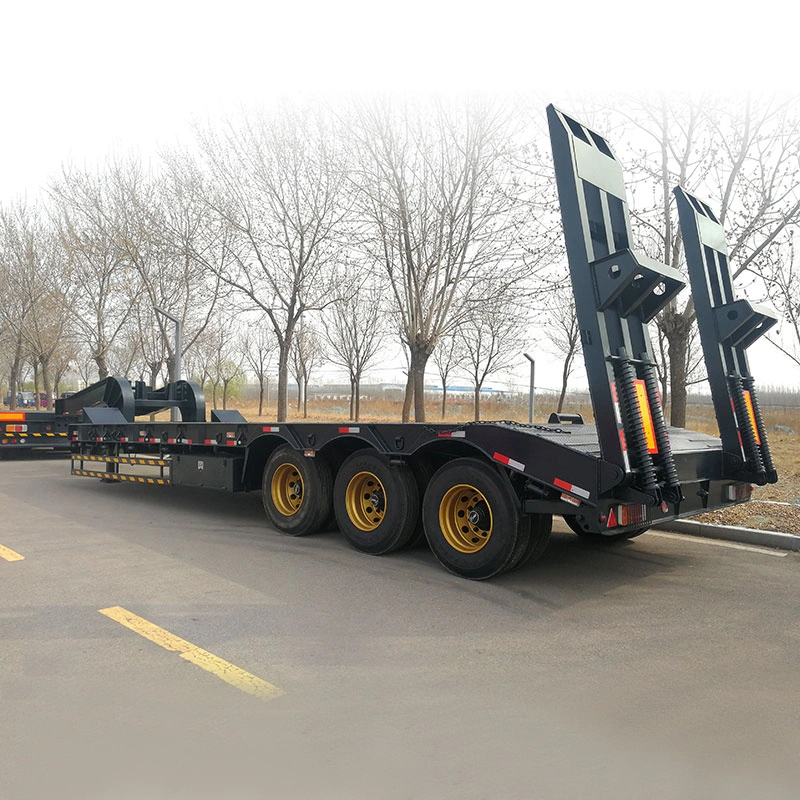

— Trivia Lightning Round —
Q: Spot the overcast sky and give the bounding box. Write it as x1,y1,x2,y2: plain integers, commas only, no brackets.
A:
1,1,797,390
3,0,794,203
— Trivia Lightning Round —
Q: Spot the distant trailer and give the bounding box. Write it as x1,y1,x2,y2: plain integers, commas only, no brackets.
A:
0,410,71,452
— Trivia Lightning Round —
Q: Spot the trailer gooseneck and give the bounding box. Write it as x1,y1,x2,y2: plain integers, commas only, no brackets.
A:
64,106,779,580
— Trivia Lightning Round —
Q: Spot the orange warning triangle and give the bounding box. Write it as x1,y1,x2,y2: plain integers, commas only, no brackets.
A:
607,508,618,528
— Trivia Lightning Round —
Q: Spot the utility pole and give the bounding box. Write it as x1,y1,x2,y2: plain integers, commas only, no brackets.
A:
524,353,535,424
154,307,182,422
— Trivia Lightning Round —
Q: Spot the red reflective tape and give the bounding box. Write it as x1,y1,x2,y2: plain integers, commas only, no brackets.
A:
338,426,360,434
438,432,452,438
262,426,280,433
492,452,525,471
168,439,176,444
554,478,590,499
204,439,214,445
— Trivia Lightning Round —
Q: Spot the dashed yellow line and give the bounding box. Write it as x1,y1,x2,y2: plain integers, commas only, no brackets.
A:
98,606,284,702
0,544,24,561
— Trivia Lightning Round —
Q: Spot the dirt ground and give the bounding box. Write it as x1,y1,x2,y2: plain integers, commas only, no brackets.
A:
694,430,800,533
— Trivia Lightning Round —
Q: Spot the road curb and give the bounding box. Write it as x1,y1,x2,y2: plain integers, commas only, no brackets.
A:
655,520,800,552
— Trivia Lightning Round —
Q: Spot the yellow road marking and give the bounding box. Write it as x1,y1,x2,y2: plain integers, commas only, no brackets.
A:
0,544,24,561
98,606,284,702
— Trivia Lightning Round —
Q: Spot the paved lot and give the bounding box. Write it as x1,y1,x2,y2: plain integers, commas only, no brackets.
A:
2,453,799,799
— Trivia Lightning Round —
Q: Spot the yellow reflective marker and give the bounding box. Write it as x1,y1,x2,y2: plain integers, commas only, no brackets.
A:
98,606,284,702
0,544,24,561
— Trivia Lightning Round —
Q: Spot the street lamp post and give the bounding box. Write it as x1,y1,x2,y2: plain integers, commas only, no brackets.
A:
154,307,182,422
524,353,535,424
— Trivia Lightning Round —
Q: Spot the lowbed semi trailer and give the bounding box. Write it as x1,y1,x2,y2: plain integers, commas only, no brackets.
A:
63,106,779,579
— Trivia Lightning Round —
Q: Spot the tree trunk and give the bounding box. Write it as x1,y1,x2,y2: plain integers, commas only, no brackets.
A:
258,376,265,416
401,371,413,423
303,378,309,419
473,385,481,421
94,351,109,380
409,344,432,422
354,377,361,422
666,328,689,427
441,386,447,420
40,355,52,409
276,344,290,422
557,354,572,414
33,362,41,409
9,346,22,410
660,304,694,427
349,378,356,421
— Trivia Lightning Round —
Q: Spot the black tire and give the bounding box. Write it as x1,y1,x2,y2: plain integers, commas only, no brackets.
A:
564,514,649,543
404,457,436,549
508,513,552,571
333,451,420,555
422,458,526,580
262,445,333,536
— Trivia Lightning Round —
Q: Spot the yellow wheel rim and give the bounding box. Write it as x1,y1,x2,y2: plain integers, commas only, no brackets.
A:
439,483,492,554
271,463,304,516
345,471,386,531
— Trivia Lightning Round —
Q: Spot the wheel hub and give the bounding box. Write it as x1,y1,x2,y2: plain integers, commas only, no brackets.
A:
368,490,384,512
439,484,493,554
345,471,387,532
271,463,304,517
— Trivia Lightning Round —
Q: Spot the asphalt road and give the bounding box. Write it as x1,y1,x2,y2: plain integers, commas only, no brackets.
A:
2,453,799,800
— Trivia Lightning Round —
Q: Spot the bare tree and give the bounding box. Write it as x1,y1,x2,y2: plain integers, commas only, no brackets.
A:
348,96,528,422
541,293,581,414
190,101,349,421
761,233,800,369
459,299,525,421
0,201,71,408
243,320,276,416
202,324,242,409
431,333,464,420
290,323,322,419
109,157,224,383
323,281,385,421
611,93,800,425
49,163,136,380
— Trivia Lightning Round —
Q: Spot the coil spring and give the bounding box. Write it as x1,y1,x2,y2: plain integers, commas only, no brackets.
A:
729,376,766,484
613,357,659,497
639,357,683,502
743,376,777,483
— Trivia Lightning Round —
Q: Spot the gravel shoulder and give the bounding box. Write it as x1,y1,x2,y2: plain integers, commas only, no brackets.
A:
693,432,800,534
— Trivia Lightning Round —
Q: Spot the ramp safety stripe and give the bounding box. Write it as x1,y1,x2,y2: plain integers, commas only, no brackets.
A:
73,455,169,466
71,469,168,485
